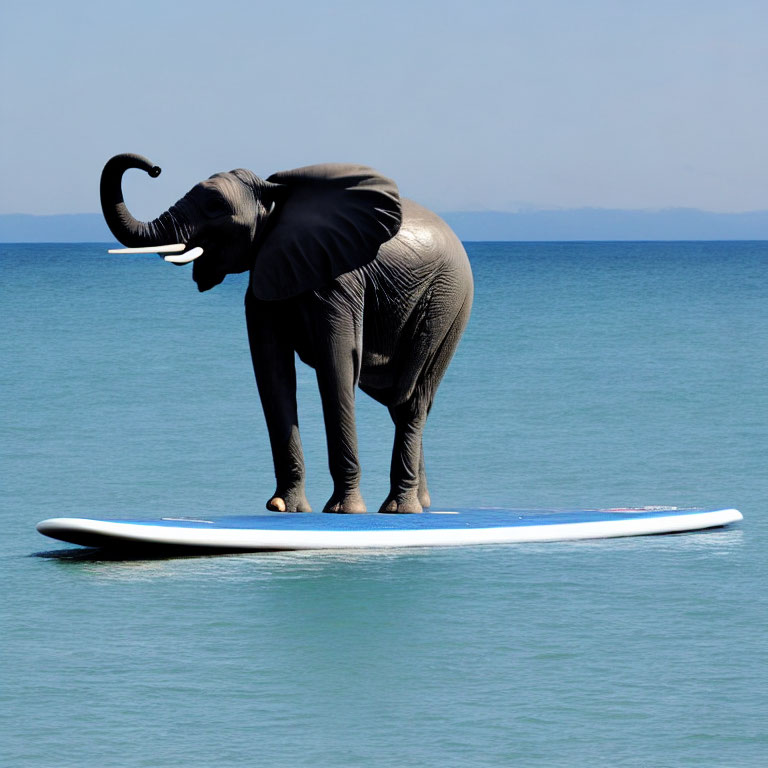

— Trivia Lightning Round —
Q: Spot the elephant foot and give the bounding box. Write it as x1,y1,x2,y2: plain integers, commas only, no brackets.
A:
323,489,367,514
378,492,423,514
266,487,312,513
418,486,431,509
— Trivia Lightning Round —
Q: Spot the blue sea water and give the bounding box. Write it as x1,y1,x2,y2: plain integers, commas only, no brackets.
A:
2,241,766,767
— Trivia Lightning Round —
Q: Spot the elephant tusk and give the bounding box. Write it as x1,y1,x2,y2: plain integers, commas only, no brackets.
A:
163,247,204,264
107,244,186,254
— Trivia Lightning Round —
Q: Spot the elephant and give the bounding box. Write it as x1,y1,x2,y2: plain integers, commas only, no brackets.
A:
100,153,473,514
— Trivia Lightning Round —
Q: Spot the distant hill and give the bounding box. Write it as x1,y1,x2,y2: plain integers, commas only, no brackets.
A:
1,209,768,243
440,208,768,241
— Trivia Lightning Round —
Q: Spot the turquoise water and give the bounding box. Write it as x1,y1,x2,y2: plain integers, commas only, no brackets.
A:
2,242,766,766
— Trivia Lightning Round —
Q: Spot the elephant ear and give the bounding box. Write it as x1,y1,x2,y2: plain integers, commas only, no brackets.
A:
250,163,401,300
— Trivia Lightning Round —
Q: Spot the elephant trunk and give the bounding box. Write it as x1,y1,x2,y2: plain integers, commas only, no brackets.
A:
100,153,196,247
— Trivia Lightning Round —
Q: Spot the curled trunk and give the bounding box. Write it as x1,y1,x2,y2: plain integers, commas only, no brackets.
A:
100,153,195,247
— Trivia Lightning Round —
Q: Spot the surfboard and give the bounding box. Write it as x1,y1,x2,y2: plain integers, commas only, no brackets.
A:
36,507,742,552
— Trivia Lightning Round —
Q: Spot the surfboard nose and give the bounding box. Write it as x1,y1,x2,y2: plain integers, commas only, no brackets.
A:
37,518,102,547
37,518,68,535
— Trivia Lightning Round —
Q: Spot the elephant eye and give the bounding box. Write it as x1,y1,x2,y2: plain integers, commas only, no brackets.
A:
202,196,232,218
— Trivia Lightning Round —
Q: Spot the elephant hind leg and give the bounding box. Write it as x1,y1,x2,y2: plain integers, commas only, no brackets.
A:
380,400,427,514
380,291,471,514
418,442,431,509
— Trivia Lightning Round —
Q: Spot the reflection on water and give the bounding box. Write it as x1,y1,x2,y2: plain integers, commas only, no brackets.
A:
32,543,437,582
30,524,745,583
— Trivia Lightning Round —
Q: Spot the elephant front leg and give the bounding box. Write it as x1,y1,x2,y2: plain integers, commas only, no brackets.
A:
264,424,312,514
313,326,367,514
246,295,311,513
316,373,367,514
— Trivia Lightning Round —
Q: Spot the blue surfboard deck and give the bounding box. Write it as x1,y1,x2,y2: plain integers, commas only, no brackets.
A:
37,507,742,552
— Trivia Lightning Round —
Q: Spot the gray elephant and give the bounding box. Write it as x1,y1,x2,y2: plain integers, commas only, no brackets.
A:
100,153,473,514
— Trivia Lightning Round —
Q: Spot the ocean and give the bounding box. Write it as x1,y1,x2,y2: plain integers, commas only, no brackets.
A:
2,241,766,766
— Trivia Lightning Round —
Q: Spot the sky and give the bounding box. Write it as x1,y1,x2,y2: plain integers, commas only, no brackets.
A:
1,0,766,216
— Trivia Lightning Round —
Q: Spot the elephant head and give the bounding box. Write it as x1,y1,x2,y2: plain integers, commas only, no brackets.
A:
100,153,402,297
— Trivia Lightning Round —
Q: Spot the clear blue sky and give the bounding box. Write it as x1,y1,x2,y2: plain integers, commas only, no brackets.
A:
1,0,766,216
